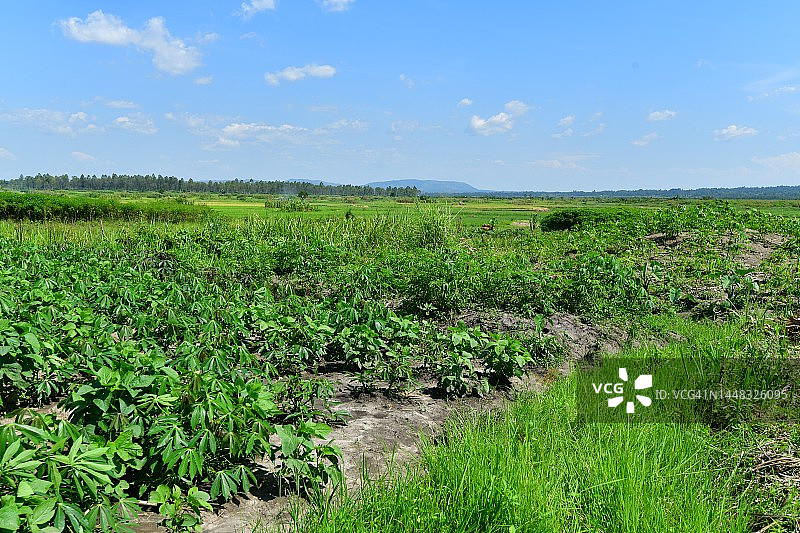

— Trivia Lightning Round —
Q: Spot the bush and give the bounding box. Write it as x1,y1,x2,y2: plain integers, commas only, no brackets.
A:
0,192,210,222
539,208,638,231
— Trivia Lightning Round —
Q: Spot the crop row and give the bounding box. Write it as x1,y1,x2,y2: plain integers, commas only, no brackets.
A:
0,236,558,533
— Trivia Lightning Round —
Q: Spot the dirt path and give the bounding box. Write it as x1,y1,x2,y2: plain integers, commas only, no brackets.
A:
200,312,626,533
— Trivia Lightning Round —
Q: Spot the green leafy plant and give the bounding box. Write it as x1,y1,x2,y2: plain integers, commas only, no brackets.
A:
149,485,211,533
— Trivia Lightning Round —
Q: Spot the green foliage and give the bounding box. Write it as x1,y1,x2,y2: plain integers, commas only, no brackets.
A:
2,196,800,532
0,192,209,222
149,485,211,533
539,207,639,231
0,418,140,533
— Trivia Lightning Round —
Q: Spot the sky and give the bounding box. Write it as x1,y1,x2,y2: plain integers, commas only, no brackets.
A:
1,2,800,191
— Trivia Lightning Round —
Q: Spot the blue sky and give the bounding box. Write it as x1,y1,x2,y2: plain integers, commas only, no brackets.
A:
1,1,800,191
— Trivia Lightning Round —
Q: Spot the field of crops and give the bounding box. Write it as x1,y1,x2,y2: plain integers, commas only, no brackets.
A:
2,194,800,532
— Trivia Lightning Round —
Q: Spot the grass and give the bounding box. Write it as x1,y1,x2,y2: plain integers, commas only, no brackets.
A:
302,385,747,532
298,317,798,532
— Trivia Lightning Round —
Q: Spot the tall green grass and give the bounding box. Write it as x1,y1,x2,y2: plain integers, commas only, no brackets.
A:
300,379,747,532
297,319,799,532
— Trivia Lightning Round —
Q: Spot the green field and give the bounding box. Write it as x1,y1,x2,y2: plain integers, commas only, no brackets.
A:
1,191,800,532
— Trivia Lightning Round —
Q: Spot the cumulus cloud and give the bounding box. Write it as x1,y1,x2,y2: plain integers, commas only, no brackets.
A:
714,124,758,141
239,0,276,19
558,115,575,127
469,99,529,136
647,109,677,122
0,147,16,160
504,100,529,115
59,10,202,75
216,122,308,147
458,98,473,108
166,110,364,150
470,113,514,135
632,132,659,146
751,152,800,173
194,76,213,85
0,108,100,135
71,151,97,163
320,0,355,12
265,64,336,86
113,112,158,134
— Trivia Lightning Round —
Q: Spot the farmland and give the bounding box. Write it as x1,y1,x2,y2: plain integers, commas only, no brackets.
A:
2,192,800,532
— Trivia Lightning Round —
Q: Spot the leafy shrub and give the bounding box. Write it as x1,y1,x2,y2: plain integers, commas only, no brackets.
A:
0,192,209,222
539,208,638,232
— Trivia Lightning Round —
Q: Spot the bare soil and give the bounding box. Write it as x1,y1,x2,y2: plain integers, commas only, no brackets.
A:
198,311,629,532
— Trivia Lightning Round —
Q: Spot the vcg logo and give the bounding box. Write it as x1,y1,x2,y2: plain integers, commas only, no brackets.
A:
592,367,653,413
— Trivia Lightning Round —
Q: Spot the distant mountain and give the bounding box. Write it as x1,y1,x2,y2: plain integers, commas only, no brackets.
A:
366,179,481,194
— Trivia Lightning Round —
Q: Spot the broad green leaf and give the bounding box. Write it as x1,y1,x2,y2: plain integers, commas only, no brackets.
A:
0,503,20,531
23,333,40,355
29,500,56,526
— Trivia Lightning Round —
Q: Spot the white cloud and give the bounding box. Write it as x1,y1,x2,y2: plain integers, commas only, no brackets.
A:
194,76,213,85
0,147,16,160
390,120,420,133
0,108,100,135
113,112,158,134
751,152,800,173
590,111,603,122
166,110,363,150
558,115,575,127
714,124,758,141
399,74,415,89
647,109,677,122
632,132,659,146
747,85,800,101
504,100,529,115
71,151,97,163
320,0,355,12
469,100,529,136
106,99,137,109
470,113,513,135
265,64,336,86
196,32,219,45
458,98,473,108
215,121,308,147
551,128,573,139
321,119,368,132
59,10,202,75
239,0,276,19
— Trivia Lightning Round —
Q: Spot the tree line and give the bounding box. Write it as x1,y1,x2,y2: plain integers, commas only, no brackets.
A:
0,173,419,197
